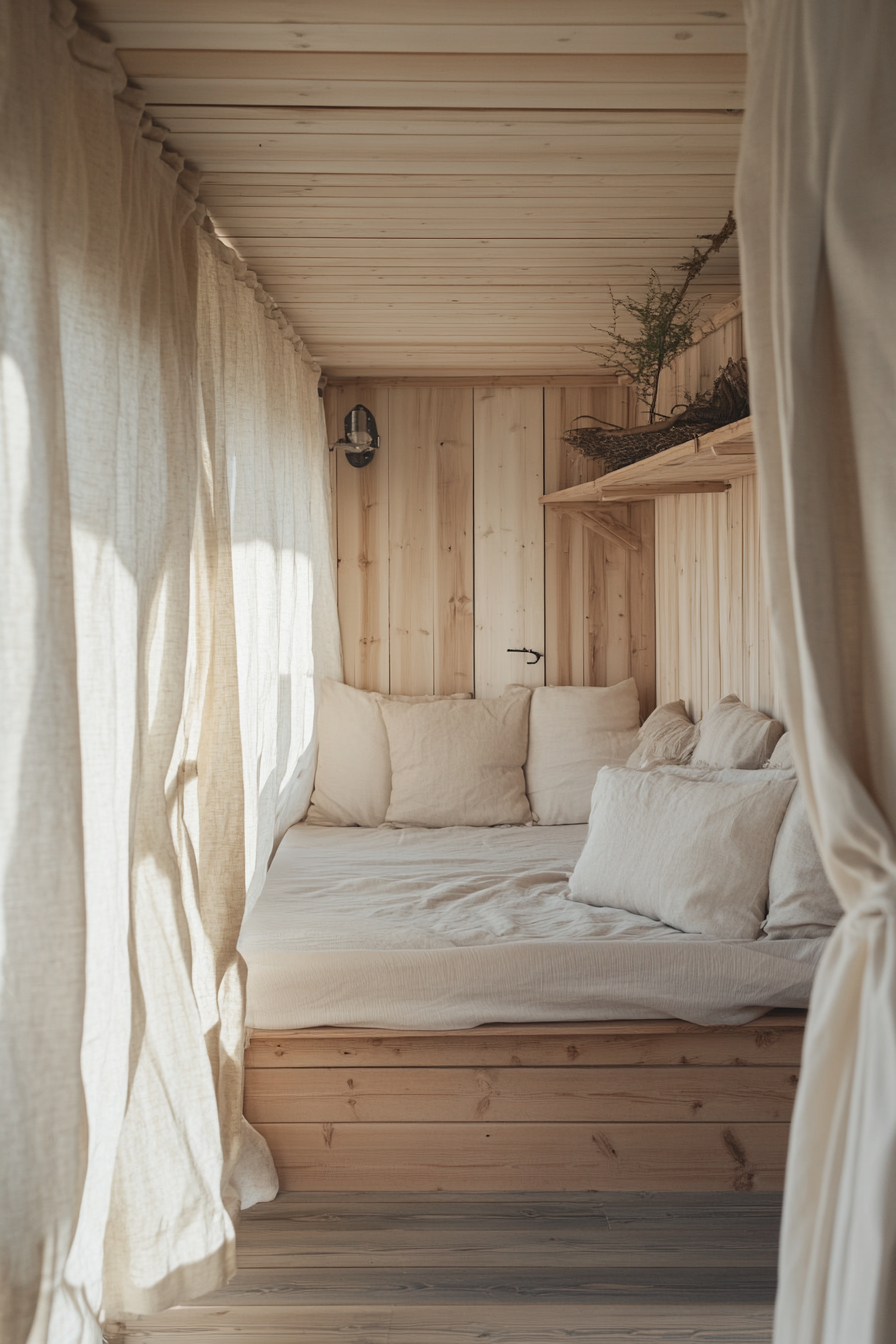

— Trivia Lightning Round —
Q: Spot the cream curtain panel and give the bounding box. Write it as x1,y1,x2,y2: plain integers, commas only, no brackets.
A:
737,1,896,1339
0,3,339,1342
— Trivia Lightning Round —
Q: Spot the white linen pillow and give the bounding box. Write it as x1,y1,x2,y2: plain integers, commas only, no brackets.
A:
569,765,796,940
307,679,470,828
525,680,641,825
691,694,785,769
379,685,532,827
765,731,795,771
632,699,700,767
763,786,843,938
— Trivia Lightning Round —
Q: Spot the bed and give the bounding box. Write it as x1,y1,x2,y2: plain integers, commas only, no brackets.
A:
241,821,817,1192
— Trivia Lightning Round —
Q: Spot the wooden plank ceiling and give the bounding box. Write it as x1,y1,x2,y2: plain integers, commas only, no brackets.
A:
80,1,745,377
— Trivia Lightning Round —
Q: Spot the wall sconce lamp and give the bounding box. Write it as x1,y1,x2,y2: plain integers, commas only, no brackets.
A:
331,403,380,468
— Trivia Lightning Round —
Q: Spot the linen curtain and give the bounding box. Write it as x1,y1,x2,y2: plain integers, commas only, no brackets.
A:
0,3,339,1341
736,1,896,1339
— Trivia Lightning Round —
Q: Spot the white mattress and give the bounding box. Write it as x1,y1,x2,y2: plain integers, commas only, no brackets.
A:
240,822,825,1030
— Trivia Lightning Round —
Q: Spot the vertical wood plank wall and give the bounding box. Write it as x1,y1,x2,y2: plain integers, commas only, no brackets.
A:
473,388,545,699
654,478,780,722
543,385,655,721
325,307,777,721
653,309,781,720
325,382,655,707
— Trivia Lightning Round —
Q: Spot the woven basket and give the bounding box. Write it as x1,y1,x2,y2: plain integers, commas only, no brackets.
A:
563,357,749,473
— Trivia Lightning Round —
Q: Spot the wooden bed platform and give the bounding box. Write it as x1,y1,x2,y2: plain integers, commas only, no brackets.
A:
244,1011,805,1193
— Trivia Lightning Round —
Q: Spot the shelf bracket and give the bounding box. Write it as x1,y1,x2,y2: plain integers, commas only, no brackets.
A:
549,504,642,552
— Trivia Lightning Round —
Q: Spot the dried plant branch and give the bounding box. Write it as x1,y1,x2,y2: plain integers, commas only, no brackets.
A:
583,211,737,423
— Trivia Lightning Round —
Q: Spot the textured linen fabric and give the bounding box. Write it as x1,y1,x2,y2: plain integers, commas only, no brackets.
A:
634,699,700,765
198,241,341,925
0,5,339,1340
691,694,785,770
0,8,87,1341
766,732,795,771
569,766,795,939
379,686,532,827
737,2,896,1338
240,822,824,1030
764,789,844,940
525,680,641,824
307,680,469,828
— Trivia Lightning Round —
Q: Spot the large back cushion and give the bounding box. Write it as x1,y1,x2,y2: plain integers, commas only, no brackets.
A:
307,679,470,827
378,685,532,827
525,680,641,824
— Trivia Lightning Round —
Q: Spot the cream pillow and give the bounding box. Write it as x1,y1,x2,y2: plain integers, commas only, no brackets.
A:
765,731,795,771
569,765,796,940
763,786,843,938
691,694,785,769
379,685,532,827
307,679,470,828
629,699,699,767
525,681,641,825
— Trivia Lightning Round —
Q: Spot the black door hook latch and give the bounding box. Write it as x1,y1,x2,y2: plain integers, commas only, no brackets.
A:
507,647,544,665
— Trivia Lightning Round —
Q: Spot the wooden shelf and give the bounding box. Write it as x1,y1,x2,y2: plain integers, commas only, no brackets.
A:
540,416,755,507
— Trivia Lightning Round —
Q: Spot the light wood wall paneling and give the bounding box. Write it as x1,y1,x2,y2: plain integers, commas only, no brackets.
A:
543,387,603,687
588,505,629,691
331,384,474,696
433,390,475,695
107,23,746,56
245,1065,797,1125
323,387,339,557
246,1018,806,1070
654,472,778,720
650,310,780,720
256,1121,788,1193
332,384,391,692
473,387,545,699
387,388,436,695
543,384,655,703
96,5,744,35
136,77,747,111
387,387,474,696
628,500,657,719
742,472,761,710
727,477,746,705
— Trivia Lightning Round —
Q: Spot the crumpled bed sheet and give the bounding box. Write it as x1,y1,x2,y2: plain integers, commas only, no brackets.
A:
239,822,824,1029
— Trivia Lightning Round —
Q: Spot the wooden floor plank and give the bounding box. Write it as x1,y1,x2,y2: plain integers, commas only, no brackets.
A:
118,1302,774,1343
235,1191,780,1268
117,1302,774,1343
118,1193,781,1341
241,1190,785,1210
235,1228,778,1269
196,1264,777,1306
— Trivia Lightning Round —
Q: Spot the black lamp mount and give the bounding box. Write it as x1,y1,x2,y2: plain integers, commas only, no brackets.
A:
331,403,380,468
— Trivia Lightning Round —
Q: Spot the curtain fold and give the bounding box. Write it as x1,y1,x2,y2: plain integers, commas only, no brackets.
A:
0,5,87,1340
0,3,340,1340
736,2,896,1340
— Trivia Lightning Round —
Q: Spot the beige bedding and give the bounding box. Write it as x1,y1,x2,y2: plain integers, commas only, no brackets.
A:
240,822,825,1030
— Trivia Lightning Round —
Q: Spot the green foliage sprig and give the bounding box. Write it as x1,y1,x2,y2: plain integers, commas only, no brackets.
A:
583,211,737,424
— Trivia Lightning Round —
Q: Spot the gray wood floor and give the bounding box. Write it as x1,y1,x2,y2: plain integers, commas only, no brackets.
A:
119,1191,781,1343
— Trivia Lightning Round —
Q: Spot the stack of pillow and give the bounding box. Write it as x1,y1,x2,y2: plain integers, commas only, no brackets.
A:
569,693,842,942
306,676,642,829
305,678,842,944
